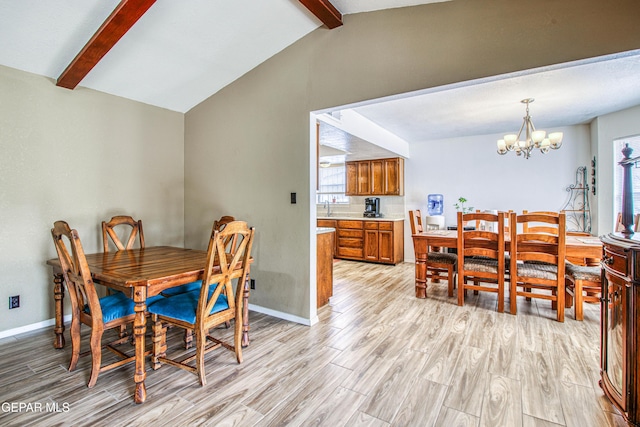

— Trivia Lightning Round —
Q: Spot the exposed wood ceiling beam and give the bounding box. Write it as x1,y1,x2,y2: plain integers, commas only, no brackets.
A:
56,0,156,89
299,0,342,29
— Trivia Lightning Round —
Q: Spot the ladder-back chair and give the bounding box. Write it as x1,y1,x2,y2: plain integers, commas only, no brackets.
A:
409,209,457,297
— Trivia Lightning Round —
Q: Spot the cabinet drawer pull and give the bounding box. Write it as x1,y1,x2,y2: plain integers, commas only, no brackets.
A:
602,255,615,265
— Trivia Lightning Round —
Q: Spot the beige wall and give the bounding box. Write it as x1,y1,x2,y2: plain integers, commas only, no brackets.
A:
0,65,185,333
185,0,640,322
593,104,640,234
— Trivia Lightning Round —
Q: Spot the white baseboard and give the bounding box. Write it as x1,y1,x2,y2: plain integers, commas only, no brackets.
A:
0,314,72,340
248,303,318,326
0,305,315,340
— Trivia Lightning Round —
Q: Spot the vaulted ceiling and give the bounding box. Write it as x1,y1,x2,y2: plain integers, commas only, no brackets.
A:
1,0,639,147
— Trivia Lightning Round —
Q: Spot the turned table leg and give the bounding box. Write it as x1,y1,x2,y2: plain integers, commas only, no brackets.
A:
53,272,66,349
415,253,427,299
133,286,147,404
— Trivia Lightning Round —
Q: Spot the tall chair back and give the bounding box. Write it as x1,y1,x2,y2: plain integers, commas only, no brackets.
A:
457,211,506,312
521,210,560,235
409,210,423,234
213,215,239,255
102,215,144,252
52,221,103,329
510,211,567,321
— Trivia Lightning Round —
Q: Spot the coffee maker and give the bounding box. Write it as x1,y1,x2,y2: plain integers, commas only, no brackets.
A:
364,197,381,218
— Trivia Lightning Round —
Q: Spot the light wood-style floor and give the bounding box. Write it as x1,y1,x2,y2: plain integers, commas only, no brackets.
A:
0,260,626,426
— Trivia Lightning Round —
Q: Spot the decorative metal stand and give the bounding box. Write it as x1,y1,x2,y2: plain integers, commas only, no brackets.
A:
561,166,592,233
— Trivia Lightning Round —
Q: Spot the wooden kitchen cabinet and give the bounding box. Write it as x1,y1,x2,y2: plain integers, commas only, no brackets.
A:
317,219,338,255
364,221,403,263
600,233,640,425
345,157,404,196
319,219,403,265
317,229,335,308
336,220,364,260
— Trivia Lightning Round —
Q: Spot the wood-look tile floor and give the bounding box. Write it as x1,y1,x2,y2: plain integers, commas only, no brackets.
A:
0,261,627,426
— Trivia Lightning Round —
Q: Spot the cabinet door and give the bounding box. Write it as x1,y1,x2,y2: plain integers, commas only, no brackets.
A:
345,162,358,196
370,159,384,195
364,228,379,261
357,161,371,195
378,230,394,263
601,270,628,411
384,158,401,195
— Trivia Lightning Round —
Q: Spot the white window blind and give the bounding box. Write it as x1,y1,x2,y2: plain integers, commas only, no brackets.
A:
317,164,349,204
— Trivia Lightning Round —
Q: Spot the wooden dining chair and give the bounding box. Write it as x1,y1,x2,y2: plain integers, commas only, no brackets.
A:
522,210,560,234
102,215,147,337
51,221,160,387
565,263,601,320
510,211,567,322
149,220,255,385
457,211,506,312
160,215,238,349
409,209,457,297
101,215,145,252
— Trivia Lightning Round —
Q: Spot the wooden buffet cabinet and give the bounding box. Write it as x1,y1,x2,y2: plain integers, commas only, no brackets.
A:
600,233,640,425
345,157,404,196
317,219,404,265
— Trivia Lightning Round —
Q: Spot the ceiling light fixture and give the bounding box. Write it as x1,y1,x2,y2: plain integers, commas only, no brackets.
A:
496,98,563,159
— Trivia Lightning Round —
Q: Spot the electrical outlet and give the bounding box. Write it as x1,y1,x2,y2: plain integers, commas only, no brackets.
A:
250,279,255,290
9,295,19,309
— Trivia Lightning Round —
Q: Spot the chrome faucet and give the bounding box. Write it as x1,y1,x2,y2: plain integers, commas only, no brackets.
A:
323,200,332,217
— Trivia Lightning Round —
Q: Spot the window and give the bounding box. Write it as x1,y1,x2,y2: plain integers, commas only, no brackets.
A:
613,135,640,229
317,164,349,204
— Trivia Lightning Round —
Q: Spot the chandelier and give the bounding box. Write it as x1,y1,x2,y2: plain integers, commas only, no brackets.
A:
496,98,563,159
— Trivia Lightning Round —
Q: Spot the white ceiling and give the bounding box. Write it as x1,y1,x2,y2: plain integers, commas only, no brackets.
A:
1,1,639,151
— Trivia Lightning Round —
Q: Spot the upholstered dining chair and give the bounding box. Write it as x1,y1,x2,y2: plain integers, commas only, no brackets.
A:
456,211,506,312
509,211,567,322
148,220,255,386
409,209,457,297
51,221,161,387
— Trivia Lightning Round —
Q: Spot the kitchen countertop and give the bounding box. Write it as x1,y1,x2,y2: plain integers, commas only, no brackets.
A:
316,227,336,234
317,215,405,221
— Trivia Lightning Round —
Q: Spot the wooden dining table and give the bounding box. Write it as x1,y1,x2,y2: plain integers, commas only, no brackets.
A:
412,230,603,299
46,246,253,404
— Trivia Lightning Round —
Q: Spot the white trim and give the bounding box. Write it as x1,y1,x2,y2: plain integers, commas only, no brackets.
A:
0,314,72,339
248,303,317,326
0,306,317,340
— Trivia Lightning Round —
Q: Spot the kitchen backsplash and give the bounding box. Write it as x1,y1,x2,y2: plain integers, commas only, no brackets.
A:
317,195,405,218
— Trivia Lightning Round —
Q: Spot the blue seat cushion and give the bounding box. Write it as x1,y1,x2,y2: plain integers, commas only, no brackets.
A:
148,289,229,324
160,280,203,297
84,293,165,323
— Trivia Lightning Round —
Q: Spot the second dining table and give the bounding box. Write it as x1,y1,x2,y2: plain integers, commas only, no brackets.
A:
412,229,603,299
46,246,253,404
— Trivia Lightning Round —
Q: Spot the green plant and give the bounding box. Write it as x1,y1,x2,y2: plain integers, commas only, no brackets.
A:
454,197,474,214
